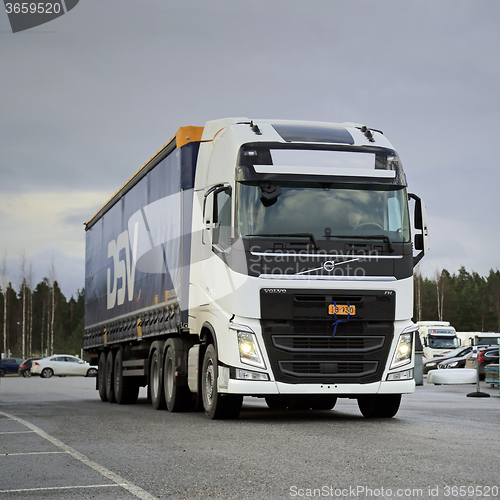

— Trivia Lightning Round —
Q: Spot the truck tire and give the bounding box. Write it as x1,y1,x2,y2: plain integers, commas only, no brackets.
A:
150,348,166,410
98,351,108,402
163,340,191,412
114,348,139,405
201,344,242,419
105,350,116,403
357,394,401,418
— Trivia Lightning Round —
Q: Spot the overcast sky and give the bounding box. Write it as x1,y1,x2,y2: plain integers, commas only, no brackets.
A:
1,0,499,297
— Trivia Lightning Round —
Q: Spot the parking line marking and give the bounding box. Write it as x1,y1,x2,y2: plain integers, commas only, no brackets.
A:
3,451,68,456
0,484,126,493
0,411,158,500
0,430,35,434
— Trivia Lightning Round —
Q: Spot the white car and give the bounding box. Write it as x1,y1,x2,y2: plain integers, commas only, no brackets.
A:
31,355,98,378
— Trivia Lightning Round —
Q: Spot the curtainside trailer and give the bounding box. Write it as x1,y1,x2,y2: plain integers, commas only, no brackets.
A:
84,118,430,419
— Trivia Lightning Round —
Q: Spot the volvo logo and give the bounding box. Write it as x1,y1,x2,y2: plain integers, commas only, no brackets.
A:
295,257,361,276
323,261,335,272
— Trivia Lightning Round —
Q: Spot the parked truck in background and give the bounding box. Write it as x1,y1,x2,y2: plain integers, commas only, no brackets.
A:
84,118,430,419
456,332,500,347
418,321,459,360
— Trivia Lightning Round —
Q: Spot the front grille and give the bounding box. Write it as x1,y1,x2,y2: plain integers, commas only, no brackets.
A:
272,335,385,353
260,289,395,384
279,360,378,378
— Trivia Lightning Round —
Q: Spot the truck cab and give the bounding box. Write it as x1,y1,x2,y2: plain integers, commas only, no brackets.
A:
418,321,459,360
84,117,430,419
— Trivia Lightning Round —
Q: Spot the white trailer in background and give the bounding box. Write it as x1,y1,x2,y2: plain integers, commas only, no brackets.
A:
456,332,500,347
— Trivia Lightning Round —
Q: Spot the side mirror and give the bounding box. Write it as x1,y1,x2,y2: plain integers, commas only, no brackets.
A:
409,193,430,267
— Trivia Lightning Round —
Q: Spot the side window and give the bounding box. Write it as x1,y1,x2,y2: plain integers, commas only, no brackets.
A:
213,188,232,251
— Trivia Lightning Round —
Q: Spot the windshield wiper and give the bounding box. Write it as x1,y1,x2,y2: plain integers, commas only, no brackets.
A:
246,233,319,251
333,234,395,252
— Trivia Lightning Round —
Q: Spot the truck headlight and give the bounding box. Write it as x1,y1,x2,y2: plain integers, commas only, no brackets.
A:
230,323,266,369
390,329,414,369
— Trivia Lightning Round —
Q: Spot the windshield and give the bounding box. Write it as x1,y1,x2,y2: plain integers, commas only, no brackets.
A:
236,182,410,243
428,336,460,349
475,336,500,345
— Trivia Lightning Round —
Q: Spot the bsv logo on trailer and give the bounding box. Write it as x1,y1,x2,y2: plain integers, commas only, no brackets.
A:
107,222,139,309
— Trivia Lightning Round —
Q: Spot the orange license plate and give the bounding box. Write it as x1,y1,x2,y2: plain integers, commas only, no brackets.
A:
328,304,356,316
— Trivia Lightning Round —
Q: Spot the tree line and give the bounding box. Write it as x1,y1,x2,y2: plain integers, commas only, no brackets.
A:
414,266,500,332
1,255,84,359
2,256,499,360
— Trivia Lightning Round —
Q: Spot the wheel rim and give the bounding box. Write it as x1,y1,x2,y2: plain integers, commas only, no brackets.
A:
165,355,174,400
106,357,113,388
204,361,215,407
151,358,159,400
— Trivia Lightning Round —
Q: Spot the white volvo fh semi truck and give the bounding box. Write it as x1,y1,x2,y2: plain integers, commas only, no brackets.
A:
84,118,430,419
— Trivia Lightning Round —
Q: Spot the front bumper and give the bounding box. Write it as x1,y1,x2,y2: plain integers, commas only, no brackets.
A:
224,378,415,396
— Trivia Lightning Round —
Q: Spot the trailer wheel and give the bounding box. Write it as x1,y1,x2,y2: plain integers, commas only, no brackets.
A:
201,344,242,419
114,348,139,405
164,344,191,412
357,394,401,418
98,352,108,402
150,349,165,410
105,350,116,403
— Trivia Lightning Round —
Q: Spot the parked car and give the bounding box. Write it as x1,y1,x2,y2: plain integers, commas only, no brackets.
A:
31,355,98,378
18,357,42,377
0,357,24,376
423,346,473,374
436,346,489,370
464,346,500,379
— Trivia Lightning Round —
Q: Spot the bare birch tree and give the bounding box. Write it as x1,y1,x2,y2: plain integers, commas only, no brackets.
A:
27,260,34,357
49,257,56,356
19,252,27,360
1,249,8,355
436,269,445,322
414,266,423,322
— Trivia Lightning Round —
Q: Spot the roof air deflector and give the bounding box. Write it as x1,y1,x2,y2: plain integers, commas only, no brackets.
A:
272,123,354,144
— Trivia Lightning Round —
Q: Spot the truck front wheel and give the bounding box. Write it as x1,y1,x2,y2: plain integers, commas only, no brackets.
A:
201,344,242,419
357,394,401,418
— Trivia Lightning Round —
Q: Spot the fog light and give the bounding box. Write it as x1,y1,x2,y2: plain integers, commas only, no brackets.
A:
387,368,414,381
235,369,270,381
